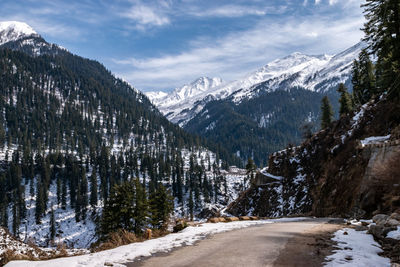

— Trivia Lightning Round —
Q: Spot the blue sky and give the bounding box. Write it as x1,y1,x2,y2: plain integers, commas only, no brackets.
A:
1,0,365,92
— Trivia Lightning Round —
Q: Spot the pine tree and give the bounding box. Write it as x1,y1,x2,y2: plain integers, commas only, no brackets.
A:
149,184,173,230
245,158,256,183
362,0,400,96
80,167,88,221
35,181,45,224
352,50,375,105
337,83,353,116
188,189,194,221
90,166,98,209
133,178,147,235
50,205,56,242
100,181,135,237
320,96,333,129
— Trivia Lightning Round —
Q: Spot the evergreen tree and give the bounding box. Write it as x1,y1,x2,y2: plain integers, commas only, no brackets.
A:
245,158,256,180
352,50,376,105
50,205,56,242
100,181,135,237
337,83,353,116
320,96,333,129
149,184,173,230
133,178,147,235
90,166,98,208
188,189,194,221
362,0,400,96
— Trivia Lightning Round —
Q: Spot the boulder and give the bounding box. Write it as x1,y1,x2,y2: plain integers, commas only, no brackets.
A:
239,216,251,220
385,218,400,227
368,224,397,239
355,225,368,231
390,212,400,221
372,214,390,225
361,221,370,226
368,225,385,239
249,216,259,220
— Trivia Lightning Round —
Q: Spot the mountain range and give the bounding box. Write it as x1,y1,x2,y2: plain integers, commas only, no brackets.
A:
147,42,365,165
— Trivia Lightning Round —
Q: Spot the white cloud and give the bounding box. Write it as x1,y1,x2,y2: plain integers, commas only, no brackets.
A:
315,0,321,4
121,1,170,29
190,5,268,18
115,13,365,91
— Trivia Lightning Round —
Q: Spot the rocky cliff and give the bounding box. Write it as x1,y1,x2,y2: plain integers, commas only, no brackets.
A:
227,96,400,218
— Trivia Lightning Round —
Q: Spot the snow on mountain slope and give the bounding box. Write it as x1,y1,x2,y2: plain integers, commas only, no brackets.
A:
145,91,168,102
0,21,38,45
146,77,223,125
147,42,365,126
0,21,68,57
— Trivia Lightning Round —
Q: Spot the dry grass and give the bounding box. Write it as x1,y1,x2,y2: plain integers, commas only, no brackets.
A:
94,230,139,252
93,229,170,252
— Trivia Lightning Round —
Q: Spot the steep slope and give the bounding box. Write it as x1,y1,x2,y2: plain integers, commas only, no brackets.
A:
227,95,400,218
0,22,244,249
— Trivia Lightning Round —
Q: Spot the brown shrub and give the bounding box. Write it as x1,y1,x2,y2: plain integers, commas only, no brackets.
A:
225,217,239,222
94,230,138,252
0,250,31,266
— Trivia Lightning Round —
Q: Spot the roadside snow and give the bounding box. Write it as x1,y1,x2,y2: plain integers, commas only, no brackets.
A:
5,218,307,267
360,135,391,147
387,226,400,240
325,228,390,267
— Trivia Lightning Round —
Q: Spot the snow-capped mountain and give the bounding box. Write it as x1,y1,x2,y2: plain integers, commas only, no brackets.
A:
0,21,67,56
147,42,365,126
0,21,38,45
146,91,168,102
146,77,223,125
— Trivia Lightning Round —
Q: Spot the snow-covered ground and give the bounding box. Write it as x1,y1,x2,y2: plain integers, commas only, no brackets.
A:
5,217,307,267
325,228,390,267
387,226,400,240
360,135,391,147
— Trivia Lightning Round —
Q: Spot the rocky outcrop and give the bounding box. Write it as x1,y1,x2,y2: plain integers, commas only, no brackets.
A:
227,96,400,218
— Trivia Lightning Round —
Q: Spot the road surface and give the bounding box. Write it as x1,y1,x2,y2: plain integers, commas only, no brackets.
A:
127,218,342,267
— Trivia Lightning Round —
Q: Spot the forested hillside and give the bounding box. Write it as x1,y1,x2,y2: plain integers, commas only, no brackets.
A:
0,28,244,248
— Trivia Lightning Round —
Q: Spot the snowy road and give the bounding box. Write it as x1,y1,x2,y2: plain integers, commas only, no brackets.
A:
127,218,332,267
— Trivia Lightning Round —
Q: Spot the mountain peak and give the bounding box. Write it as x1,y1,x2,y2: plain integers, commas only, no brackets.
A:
171,76,223,101
0,21,38,45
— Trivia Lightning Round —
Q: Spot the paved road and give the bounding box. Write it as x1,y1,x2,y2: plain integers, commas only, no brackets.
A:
127,218,333,267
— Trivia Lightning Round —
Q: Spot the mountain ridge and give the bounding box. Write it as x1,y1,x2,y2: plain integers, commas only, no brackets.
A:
147,42,365,127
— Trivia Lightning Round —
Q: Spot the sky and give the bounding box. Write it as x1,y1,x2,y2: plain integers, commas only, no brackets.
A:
0,0,366,92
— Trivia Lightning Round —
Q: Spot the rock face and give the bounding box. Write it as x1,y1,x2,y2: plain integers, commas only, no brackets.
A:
227,96,400,218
